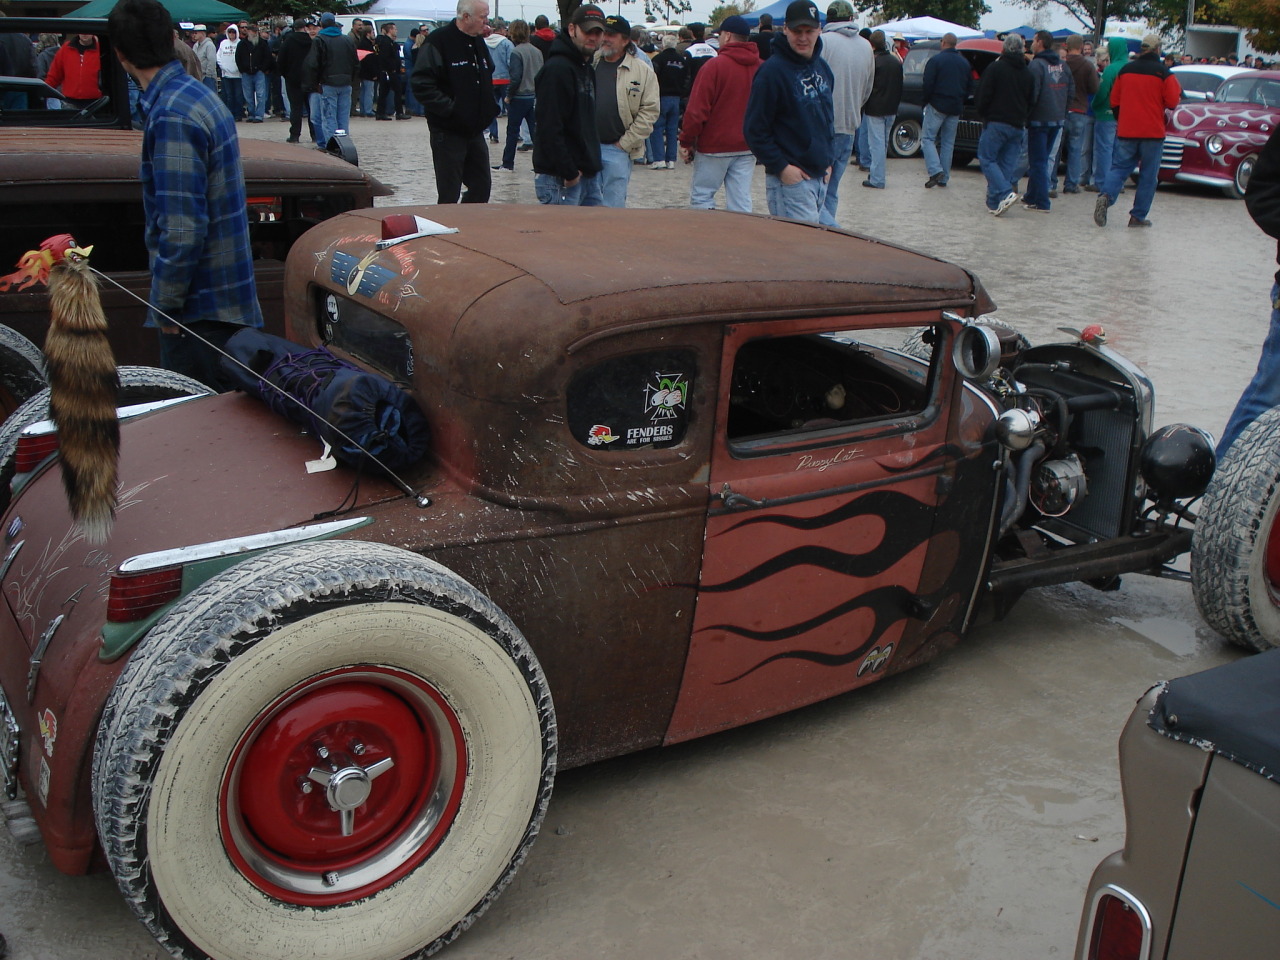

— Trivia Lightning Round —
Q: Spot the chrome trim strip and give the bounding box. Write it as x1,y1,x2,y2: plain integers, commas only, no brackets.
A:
26,614,65,703
1174,172,1233,187
0,541,23,581
1080,882,1153,960
19,394,205,439
116,518,371,575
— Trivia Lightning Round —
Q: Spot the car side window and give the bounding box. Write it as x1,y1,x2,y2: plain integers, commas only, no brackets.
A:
318,291,415,383
726,326,936,447
566,349,696,452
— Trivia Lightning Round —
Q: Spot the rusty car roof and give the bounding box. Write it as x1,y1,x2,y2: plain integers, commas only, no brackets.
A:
290,204,995,406
0,129,391,195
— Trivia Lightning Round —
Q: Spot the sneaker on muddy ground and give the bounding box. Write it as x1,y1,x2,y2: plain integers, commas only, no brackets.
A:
994,191,1019,216
1128,216,1153,227
1094,194,1110,226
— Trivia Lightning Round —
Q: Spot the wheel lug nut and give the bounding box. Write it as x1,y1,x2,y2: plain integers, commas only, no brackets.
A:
351,740,366,756
314,742,330,760
323,871,340,887
297,777,313,794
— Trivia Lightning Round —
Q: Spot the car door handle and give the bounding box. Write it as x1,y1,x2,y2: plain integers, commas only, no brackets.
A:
717,483,766,510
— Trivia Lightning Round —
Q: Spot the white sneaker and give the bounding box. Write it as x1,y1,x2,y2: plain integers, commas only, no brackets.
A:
993,191,1019,217
656,161,669,169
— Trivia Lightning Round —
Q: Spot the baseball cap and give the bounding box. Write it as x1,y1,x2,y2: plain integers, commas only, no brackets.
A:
571,4,607,29
785,0,821,29
305,15,320,26
604,14,630,34
320,11,336,26
826,1,854,20
717,14,751,36
191,22,206,31
1140,32,1161,50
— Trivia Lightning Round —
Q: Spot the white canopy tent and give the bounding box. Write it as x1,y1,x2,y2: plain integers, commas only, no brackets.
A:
355,0,456,20
872,16,984,39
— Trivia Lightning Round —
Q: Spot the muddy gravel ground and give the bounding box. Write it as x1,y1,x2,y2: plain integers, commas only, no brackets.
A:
0,113,1269,960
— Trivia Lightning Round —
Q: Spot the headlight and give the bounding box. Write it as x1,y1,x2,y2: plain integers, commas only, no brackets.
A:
1206,134,1225,154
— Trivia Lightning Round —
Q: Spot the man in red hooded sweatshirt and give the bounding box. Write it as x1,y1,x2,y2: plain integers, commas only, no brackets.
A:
45,33,103,107
678,14,760,212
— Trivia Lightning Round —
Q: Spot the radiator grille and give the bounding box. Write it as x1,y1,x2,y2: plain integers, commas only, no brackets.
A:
1161,137,1187,171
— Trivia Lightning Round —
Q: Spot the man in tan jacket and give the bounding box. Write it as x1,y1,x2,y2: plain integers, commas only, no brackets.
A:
595,14,658,207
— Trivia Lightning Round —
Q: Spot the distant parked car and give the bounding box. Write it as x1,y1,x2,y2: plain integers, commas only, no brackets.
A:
1161,69,1280,198
1171,63,1248,101
1075,650,1280,960
892,38,1000,163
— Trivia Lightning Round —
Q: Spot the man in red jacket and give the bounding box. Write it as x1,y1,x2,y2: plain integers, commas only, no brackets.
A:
678,14,760,212
1094,33,1180,227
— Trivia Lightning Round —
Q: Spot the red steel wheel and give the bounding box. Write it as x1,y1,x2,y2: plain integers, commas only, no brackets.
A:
222,668,466,906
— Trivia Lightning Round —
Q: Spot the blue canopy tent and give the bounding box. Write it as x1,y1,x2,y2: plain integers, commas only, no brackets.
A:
740,0,824,29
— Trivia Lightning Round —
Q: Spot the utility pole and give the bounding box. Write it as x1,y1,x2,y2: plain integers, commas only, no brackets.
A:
1094,0,1108,44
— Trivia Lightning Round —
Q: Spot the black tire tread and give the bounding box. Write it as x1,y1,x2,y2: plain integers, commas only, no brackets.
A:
0,323,47,406
93,541,556,960
1192,404,1280,651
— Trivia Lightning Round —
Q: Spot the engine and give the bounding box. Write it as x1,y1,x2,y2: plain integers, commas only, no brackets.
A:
978,327,1214,545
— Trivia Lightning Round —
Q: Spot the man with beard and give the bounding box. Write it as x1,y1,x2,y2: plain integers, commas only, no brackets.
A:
533,3,606,205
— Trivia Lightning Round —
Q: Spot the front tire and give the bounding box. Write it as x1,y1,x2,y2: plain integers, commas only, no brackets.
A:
889,118,922,158
0,323,46,420
93,542,556,960
1226,154,1256,200
1192,405,1280,651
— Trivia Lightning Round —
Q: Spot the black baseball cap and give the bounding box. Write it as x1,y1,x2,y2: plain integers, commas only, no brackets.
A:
604,14,630,35
785,0,821,28
571,4,607,29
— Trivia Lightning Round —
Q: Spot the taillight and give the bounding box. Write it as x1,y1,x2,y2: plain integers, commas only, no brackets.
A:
14,432,59,473
107,567,183,623
1088,892,1148,960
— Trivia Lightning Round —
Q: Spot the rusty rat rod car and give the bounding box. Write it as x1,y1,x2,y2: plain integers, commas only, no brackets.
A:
1076,650,1280,960
0,205,1270,960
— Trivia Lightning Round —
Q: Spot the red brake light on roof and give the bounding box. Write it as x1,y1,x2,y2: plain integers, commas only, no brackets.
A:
381,213,420,240
107,567,183,623
1089,893,1146,960
14,432,59,474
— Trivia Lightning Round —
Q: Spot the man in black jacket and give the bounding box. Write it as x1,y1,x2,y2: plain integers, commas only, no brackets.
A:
235,23,273,121
532,3,606,204
861,29,902,189
374,22,408,120
975,32,1034,216
920,32,973,188
277,17,317,144
411,0,498,203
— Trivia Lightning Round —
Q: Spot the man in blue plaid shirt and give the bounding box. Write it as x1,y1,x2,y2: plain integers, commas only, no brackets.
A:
109,0,262,389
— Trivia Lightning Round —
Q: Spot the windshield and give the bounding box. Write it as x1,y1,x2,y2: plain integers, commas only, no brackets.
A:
1218,77,1280,107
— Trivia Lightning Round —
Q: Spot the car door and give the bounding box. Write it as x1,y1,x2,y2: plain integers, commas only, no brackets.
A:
665,314,990,742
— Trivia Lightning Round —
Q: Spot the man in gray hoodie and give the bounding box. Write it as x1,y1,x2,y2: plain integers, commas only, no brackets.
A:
817,0,873,226
1024,29,1073,211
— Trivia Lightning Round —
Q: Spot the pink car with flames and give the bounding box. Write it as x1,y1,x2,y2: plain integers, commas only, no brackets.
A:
1160,70,1280,198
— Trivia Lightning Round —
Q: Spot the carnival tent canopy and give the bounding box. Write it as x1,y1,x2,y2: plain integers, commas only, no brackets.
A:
873,16,984,39
356,0,455,20
69,0,247,20
739,0,823,29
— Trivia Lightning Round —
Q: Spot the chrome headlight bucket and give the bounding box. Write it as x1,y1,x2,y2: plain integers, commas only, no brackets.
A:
1205,133,1226,155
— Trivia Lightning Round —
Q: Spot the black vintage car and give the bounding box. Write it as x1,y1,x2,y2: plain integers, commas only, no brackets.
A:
891,38,1002,163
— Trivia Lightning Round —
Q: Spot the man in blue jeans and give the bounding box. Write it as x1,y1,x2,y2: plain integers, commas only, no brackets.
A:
920,32,972,188
744,0,835,222
860,29,901,190
1094,34,1180,228
1024,30,1073,212
1062,34,1098,191
817,1,873,225
532,4,606,205
974,32,1033,216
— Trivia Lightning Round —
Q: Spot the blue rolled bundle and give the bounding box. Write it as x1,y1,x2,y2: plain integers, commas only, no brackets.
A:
222,329,429,472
